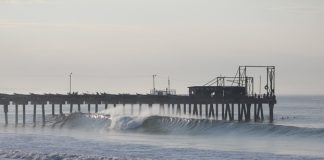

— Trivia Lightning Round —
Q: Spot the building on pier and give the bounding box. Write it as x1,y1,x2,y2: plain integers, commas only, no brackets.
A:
188,86,246,98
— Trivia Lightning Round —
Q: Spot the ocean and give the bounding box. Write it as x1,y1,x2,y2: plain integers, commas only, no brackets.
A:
0,95,324,160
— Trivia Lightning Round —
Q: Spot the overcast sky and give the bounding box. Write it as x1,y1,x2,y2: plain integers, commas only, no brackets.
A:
0,0,323,95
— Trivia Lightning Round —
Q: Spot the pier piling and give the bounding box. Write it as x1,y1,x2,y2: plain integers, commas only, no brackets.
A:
148,104,152,114
167,104,170,115
159,104,164,115
52,104,55,116
222,104,225,120
205,104,208,118
4,104,8,125
131,104,134,115
238,104,242,121
139,103,142,115
70,103,73,113
78,104,81,112
215,103,218,119
246,104,251,121
269,103,274,123
60,104,63,115
176,104,181,115
42,104,45,125
231,103,234,121
193,104,198,116
23,104,26,125
209,103,215,118
15,104,18,126
33,104,36,125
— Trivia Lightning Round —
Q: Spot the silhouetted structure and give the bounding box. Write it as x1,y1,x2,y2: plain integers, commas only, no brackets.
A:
0,65,276,126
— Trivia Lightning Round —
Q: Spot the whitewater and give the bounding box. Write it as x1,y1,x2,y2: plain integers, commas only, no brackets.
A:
0,96,324,160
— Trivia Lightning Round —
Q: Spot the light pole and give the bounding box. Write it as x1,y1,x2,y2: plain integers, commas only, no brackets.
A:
69,72,72,94
152,74,157,94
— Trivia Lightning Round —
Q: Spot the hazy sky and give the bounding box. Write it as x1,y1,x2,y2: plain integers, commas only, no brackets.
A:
0,0,323,95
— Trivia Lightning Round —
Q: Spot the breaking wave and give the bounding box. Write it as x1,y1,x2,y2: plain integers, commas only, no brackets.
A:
45,113,324,139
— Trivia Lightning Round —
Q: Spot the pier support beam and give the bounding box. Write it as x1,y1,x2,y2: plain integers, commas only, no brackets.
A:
224,104,228,120
42,104,45,125
259,103,264,121
224,103,233,121
193,104,198,116
208,103,215,118
59,104,63,115
269,103,274,123
167,104,170,115
33,104,36,125
246,104,251,121
222,104,225,120
159,104,164,115
23,104,26,125
238,104,242,121
231,103,234,121
205,104,208,118
95,103,99,113
255,103,264,121
122,104,125,115
199,104,202,117
4,104,8,125
149,104,153,114
176,104,181,115
78,104,81,112
254,103,257,121
70,103,73,113
240,103,249,122
131,104,134,115
215,103,218,119
15,104,18,126
52,104,55,116
88,104,91,113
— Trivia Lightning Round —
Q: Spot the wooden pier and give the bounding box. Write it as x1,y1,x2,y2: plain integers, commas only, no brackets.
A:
0,93,276,126
0,65,277,126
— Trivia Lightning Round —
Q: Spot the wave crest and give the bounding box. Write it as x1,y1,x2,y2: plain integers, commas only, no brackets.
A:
49,113,324,138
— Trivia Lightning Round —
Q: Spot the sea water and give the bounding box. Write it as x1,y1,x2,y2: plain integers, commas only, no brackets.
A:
0,95,324,160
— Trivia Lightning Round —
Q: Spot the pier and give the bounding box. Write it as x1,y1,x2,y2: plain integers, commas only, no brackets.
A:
0,66,276,126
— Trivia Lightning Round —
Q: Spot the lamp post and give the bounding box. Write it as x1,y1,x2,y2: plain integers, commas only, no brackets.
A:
69,72,72,94
152,74,157,94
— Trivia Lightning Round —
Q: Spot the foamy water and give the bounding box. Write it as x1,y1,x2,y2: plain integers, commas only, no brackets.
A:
0,96,324,160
